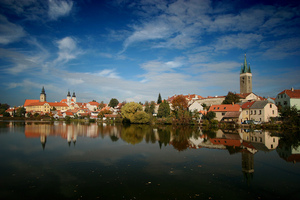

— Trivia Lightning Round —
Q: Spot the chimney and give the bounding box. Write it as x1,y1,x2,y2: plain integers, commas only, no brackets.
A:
291,87,294,92
232,102,234,105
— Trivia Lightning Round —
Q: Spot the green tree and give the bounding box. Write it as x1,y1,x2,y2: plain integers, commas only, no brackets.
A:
131,111,150,124
202,111,216,121
222,91,240,104
0,103,10,114
16,107,26,117
121,102,143,123
144,101,150,113
157,100,171,118
109,98,119,108
157,93,162,104
149,101,156,114
98,101,106,110
3,112,10,117
280,106,300,127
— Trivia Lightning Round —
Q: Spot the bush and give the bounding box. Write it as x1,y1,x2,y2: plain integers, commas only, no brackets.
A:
131,111,150,124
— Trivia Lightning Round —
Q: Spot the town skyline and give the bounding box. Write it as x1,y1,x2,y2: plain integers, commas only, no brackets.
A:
0,0,299,106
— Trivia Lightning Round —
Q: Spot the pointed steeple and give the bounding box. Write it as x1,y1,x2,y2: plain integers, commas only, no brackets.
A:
67,91,71,97
41,86,45,94
72,92,76,97
241,54,251,74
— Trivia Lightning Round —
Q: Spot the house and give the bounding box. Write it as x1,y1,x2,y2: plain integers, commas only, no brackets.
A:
5,107,16,117
236,92,262,103
208,104,242,122
275,88,300,110
241,101,255,122
194,96,226,107
247,101,278,123
86,101,100,111
188,101,204,112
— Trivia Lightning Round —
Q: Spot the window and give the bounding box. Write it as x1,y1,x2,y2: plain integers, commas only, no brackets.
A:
246,111,248,115
270,104,272,108
222,112,225,116
259,110,261,115
272,110,274,115
273,138,275,142
254,110,256,115
250,110,253,115
284,101,287,105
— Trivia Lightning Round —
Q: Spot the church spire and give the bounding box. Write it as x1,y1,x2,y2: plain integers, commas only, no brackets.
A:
41,86,45,94
241,54,251,74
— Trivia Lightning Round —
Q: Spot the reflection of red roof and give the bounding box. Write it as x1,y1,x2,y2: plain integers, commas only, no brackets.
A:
242,142,255,149
209,138,241,147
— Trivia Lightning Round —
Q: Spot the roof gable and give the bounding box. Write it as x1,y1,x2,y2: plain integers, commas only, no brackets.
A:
279,89,300,98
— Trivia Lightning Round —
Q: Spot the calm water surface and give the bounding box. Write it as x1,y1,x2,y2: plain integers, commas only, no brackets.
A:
0,121,299,200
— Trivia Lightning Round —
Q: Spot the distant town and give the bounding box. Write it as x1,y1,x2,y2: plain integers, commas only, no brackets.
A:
1,55,300,125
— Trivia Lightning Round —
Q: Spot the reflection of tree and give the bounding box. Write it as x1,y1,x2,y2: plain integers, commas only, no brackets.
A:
277,130,300,163
158,128,171,149
171,126,194,151
202,127,217,139
110,135,119,142
121,125,146,145
145,131,156,144
278,130,300,149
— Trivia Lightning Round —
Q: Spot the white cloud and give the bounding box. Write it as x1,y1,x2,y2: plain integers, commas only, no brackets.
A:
96,69,121,79
55,36,82,64
141,57,185,73
0,15,26,44
48,0,73,20
214,33,263,51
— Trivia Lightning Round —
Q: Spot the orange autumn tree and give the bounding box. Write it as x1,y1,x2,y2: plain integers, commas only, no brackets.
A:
171,95,188,112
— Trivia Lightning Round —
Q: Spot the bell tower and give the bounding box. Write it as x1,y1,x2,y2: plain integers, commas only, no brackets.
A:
40,86,46,102
240,54,252,94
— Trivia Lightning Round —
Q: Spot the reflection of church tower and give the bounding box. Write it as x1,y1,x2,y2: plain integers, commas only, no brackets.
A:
240,54,252,94
242,151,254,184
40,86,46,102
40,135,47,150
72,92,76,103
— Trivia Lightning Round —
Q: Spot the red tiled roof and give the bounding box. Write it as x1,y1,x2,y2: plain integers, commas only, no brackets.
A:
241,101,255,109
88,101,100,106
24,99,39,107
208,104,241,112
278,89,300,98
48,102,68,107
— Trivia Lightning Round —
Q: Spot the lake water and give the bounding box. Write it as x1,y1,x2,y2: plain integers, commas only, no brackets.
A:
0,121,299,200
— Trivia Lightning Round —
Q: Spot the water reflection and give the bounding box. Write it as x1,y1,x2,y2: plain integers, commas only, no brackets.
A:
1,121,300,199
2,122,298,156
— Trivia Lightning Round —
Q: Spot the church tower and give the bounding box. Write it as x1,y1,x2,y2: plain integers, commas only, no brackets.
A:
40,86,46,102
240,54,252,94
67,91,71,105
72,92,76,103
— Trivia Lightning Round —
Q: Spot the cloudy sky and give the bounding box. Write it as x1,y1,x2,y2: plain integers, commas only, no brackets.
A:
0,0,299,106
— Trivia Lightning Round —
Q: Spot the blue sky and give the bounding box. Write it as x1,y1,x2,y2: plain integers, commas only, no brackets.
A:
0,0,299,106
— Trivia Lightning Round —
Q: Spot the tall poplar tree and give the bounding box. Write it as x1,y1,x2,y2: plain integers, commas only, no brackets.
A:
157,93,162,104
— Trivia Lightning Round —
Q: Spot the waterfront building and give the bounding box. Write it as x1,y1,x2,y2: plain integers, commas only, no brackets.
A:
275,88,300,110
